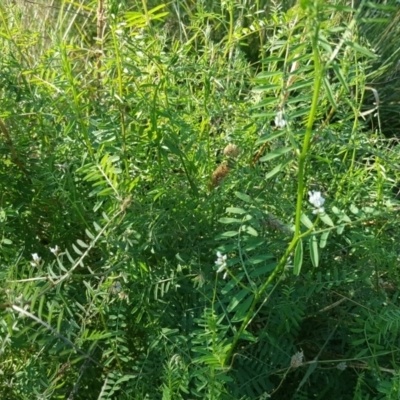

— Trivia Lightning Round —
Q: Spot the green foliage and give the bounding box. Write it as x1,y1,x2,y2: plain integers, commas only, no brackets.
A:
1,0,400,399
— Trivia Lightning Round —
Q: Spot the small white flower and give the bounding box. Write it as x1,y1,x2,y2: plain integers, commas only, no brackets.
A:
290,350,304,368
215,252,227,270
215,251,228,279
274,111,286,128
308,191,325,214
50,245,59,256
337,362,347,371
31,253,41,267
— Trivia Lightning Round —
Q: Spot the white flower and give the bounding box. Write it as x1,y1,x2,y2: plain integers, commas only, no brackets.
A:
308,191,325,208
215,251,227,271
308,191,325,214
215,251,228,279
290,350,304,368
336,362,347,371
31,253,41,267
50,245,59,256
274,111,286,128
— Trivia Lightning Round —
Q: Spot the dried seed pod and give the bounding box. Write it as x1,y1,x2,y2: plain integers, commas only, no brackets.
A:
211,162,230,187
223,143,240,159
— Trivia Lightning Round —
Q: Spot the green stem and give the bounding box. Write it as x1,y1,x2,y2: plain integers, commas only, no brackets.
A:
224,0,234,59
228,0,234,46
224,237,298,365
109,26,129,177
141,0,149,25
224,223,315,366
225,6,326,367
294,27,323,236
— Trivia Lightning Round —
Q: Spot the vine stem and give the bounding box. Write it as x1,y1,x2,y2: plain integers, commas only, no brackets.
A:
294,25,323,236
224,222,315,366
224,6,325,367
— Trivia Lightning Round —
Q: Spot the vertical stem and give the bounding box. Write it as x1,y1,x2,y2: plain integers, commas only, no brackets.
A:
225,2,326,367
96,0,104,82
224,0,234,59
294,26,323,236
110,25,129,177
228,0,234,46
141,0,149,26
224,238,298,365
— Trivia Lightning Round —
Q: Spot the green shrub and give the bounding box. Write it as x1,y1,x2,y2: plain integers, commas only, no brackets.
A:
1,1,400,399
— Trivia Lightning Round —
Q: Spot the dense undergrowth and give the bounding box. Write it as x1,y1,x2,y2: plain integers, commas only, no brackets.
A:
1,0,400,399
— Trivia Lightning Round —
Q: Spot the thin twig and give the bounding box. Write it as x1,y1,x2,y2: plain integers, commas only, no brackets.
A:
11,304,104,369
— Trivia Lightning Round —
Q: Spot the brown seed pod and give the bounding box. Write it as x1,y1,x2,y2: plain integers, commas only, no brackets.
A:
211,162,230,188
223,143,239,158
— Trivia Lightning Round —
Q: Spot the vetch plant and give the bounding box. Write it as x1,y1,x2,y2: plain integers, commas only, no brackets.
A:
217,0,388,381
1,0,400,398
